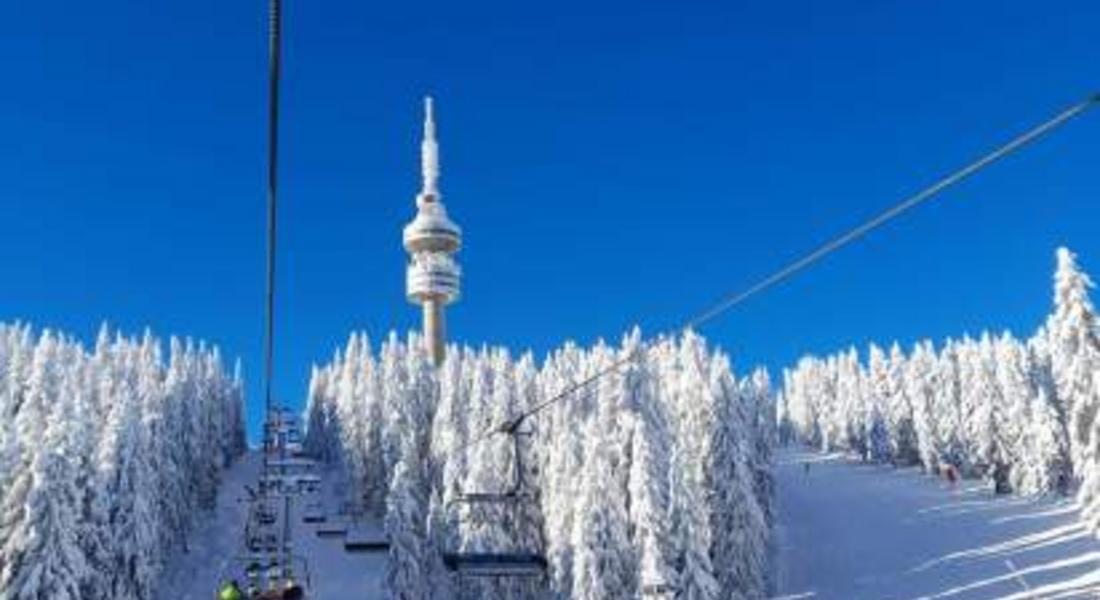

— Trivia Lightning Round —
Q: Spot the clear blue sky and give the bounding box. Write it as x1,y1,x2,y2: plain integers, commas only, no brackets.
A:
2,0,1097,437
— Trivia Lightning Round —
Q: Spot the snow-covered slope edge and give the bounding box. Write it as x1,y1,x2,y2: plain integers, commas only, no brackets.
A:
775,449,1100,599
779,246,1100,537
0,323,246,600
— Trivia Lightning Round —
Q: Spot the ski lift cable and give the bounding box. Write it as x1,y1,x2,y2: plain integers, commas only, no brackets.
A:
461,91,1100,452
262,0,281,482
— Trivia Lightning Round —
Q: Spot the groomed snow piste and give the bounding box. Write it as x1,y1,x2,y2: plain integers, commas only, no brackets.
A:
775,449,1100,600
159,451,386,599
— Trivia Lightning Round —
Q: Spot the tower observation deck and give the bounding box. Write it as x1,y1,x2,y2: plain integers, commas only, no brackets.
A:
403,97,462,366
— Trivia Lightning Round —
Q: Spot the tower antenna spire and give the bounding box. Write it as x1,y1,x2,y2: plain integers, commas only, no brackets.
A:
421,95,440,199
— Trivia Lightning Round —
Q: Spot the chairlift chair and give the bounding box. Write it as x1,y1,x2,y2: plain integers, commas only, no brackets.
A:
442,427,547,578
267,457,318,471
257,508,278,527
246,528,281,554
640,582,679,598
260,473,319,497
245,500,282,553
249,498,277,523
301,502,325,524
221,553,311,600
296,474,321,494
441,552,548,577
313,510,348,538
343,519,389,553
314,520,348,538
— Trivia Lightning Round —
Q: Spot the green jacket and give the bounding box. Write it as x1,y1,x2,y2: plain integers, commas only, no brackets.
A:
218,583,244,600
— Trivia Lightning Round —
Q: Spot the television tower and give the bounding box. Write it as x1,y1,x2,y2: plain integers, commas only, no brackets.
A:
403,97,462,366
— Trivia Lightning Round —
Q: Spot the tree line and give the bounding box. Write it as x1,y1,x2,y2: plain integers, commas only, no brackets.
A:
0,324,246,600
779,247,1100,532
304,329,776,599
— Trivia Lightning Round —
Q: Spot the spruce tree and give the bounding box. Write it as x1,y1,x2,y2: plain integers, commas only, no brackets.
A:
1045,247,1100,491
907,340,940,473
7,374,88,600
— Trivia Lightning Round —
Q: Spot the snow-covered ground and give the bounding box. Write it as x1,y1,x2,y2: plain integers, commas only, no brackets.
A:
774,449,1100,599
162,447,1100,599
160,451,386,599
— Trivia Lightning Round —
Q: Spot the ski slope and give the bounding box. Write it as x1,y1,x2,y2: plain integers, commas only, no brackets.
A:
774,449,1100,600
160,451,387,599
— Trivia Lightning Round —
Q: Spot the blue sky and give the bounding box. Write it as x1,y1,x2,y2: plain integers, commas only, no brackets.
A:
2,0,1097,437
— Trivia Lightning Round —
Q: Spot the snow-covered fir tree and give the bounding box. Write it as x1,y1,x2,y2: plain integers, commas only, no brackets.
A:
383,337,435,600
1045,248,1100,500
885,343,919,466
305,329,777,599
0,324,244,600
906,340,940,473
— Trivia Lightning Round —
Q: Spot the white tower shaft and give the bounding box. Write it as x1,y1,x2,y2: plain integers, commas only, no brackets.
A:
423,298,445,366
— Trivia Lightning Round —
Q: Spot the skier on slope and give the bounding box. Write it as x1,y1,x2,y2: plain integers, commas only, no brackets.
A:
943,464,958,487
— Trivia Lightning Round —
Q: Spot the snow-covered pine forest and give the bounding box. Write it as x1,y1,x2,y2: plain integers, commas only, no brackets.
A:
303,328,776,599
0,324,246,600
779,247,1100,532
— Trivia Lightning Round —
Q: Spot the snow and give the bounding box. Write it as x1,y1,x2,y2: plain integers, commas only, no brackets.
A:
774,449,1100,599
160,451,387,599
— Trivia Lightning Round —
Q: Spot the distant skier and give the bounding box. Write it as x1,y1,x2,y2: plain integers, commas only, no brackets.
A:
803,461,811,477
217,580,244,600
942,464,958,487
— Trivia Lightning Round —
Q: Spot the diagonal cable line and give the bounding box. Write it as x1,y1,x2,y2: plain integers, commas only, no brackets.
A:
460,91,1100,452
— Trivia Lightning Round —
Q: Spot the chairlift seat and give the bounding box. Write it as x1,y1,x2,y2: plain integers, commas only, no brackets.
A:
247,532,280,553
224,552,312,600
267,457,318,470
293,475,321,495
314,521,348,538
441,552,547,577
641,582,678,597
261,473,321,496
343,522,389,553
302,503,325,523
